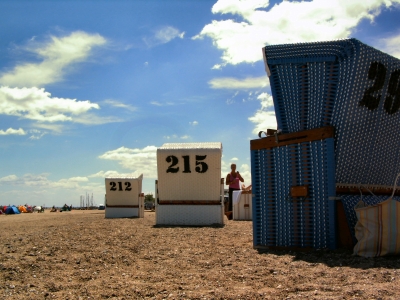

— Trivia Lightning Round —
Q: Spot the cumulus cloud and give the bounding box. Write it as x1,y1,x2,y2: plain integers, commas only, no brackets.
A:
0,175,19,182
89,170,140,178
0,86,99,123
144,26,185,48
189,121,198,126
0,127,26,135
0,173,93,190
194,0,399,67
99,146,158,178
248,92,277,134
0,31,106,87
221,160,252,185
380,34,400,58
209,76,269,89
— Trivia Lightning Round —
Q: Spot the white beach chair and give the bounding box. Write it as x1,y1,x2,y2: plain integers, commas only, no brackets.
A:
155,143,224,225
105,174,144,218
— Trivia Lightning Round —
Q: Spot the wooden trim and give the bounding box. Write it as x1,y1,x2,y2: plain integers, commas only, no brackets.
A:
250,126,334,150
158,200,221,205
336,184,400,196
106,205,139,208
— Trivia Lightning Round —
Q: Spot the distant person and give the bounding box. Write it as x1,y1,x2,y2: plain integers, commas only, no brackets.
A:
226,163,244,212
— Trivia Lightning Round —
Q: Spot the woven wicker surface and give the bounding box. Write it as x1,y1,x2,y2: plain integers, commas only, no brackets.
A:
251,138,336,249
264,38,400,187
157,143,222,201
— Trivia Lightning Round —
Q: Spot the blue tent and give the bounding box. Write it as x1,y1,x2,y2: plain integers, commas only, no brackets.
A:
5,206,20,215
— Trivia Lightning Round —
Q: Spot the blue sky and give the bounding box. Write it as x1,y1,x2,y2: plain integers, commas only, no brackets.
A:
1,0,400,207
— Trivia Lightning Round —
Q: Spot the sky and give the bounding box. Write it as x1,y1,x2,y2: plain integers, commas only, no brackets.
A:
1,0,400,207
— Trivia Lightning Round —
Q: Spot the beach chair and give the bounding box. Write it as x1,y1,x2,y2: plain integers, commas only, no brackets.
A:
251,38,400,250
155,142,224,226
232,190,252,221
105,175,144,218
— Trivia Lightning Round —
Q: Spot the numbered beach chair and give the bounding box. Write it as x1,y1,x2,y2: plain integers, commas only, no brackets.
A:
253,38,400,249
155,142,224,226
105,174,144,218
232,190,252,221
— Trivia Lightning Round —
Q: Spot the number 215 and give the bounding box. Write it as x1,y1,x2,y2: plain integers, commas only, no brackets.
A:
166,155,208,173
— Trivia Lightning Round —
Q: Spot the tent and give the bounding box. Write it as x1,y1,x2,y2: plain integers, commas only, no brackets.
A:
5,206,20,215
18,205,27,213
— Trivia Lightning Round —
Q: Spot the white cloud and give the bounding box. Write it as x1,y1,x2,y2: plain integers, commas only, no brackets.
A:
103,99,137,112
150,101,175,106
0,86,99,123
0,31,106,87
380,34,400,58
189,121,198,126
0,175,18,182
248,92,277,134
0,127,26,135
164,134,191,140
194,0,399,66
29,129,46,140
0,173,94,190
32,123,64,134
99,146,158,178
221,160,252,186
226,91,239,105
209,76,269,89
89,170,140,178
231,157,239,161
144,26,185,48
72,113,123,125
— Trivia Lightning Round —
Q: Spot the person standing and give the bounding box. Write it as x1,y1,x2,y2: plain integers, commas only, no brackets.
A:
226,163,244,213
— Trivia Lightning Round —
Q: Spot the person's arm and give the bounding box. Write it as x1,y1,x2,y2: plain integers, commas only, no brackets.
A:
237,172,244,182
226,174,231,185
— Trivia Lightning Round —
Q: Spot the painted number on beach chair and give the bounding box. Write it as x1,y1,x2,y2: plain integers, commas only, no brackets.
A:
109,181,132,191
360,61,400,114
166,155,208,173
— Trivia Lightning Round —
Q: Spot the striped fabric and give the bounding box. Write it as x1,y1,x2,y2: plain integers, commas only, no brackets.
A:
354,198,400,257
